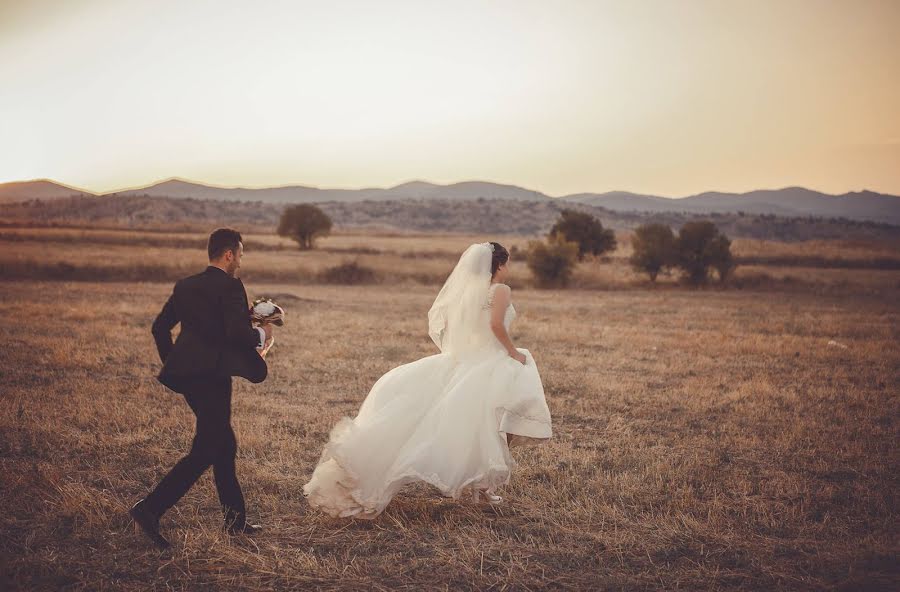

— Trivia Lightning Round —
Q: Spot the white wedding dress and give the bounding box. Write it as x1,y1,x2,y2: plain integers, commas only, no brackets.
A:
303,246,552,519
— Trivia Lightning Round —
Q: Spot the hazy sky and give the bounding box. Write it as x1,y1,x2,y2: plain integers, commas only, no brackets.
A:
2,0,899,197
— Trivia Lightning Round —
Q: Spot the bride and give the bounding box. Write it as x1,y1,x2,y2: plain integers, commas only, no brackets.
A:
303,242,552,518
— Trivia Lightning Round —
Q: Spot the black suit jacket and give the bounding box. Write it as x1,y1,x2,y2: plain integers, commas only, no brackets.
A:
152,266,267,394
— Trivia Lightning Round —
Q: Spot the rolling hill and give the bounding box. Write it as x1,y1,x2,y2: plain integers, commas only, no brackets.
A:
102,178,550,203
2,193,897,242
564,187,900,223
0,180,95,203
1,177,899,225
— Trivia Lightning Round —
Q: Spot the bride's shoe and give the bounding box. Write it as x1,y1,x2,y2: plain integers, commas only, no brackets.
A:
471,488,503,504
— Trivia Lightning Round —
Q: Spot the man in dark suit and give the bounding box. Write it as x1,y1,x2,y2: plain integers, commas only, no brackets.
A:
130,228,274,549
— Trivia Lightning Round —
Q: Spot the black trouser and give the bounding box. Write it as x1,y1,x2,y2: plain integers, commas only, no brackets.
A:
144,376,246,526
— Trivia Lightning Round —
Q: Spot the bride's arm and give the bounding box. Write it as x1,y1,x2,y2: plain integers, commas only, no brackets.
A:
489,285,526,364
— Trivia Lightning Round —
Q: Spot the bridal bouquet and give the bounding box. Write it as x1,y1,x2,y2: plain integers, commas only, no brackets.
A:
251,297,286,326
250,297,285,355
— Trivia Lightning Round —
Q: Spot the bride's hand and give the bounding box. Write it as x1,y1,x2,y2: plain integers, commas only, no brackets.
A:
510,351,526,365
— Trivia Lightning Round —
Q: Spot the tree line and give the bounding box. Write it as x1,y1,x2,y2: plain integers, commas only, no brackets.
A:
276,204,735,288
525,209,734,288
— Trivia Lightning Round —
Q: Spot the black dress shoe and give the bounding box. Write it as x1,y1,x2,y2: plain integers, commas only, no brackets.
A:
226,522,263,536
129,499,171,550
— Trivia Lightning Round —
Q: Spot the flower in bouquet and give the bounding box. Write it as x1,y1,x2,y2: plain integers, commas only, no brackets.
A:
250,297,286,326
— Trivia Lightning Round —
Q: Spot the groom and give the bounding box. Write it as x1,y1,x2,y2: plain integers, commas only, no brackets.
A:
130,228,273,549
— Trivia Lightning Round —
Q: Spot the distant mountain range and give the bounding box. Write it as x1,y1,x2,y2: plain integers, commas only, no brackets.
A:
2,177,899,225
106,178,550,203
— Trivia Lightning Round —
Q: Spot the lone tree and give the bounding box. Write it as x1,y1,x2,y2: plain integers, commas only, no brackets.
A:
675,220,734,285
548,209,616,260
278,204,332,250
526,236,579,288
629,223,676,282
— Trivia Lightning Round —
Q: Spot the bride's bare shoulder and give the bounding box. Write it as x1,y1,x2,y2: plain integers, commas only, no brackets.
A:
488,283,512,304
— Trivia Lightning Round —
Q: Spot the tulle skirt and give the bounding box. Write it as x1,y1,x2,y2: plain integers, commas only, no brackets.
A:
302,347,552,518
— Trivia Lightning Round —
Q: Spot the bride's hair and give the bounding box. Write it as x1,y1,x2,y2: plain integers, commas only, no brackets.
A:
490,242,509,277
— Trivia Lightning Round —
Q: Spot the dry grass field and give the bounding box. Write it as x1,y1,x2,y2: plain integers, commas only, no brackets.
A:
1,228,898,590
2,227,900,292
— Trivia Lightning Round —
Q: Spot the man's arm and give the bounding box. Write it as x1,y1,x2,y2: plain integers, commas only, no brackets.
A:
151,293,179,363
223,278,266,349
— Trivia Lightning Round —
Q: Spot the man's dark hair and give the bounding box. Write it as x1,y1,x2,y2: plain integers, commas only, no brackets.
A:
207,228,243,260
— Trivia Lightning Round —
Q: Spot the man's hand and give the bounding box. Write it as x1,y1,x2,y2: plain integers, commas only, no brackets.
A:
257,323,275,358
259,334,275,358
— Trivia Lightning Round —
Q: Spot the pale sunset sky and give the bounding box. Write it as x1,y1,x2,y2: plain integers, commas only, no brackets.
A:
1,0,899,197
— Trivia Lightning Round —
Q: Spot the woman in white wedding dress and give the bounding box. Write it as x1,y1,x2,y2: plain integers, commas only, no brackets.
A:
303,242,552,518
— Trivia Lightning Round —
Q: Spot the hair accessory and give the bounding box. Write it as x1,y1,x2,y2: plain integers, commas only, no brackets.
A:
487,242,495,252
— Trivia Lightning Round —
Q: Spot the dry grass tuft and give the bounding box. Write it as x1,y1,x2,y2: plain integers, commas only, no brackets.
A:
317,261,380,285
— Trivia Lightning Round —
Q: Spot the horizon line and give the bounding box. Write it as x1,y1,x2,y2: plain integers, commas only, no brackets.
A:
0,176,888,201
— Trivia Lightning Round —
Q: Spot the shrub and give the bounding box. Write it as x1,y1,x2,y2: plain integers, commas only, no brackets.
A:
675,221,734,285
277,204,332,250
629,223,676,281
317,261,378,284
709,234,735,282
548,209,616,260
526,236,579,288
